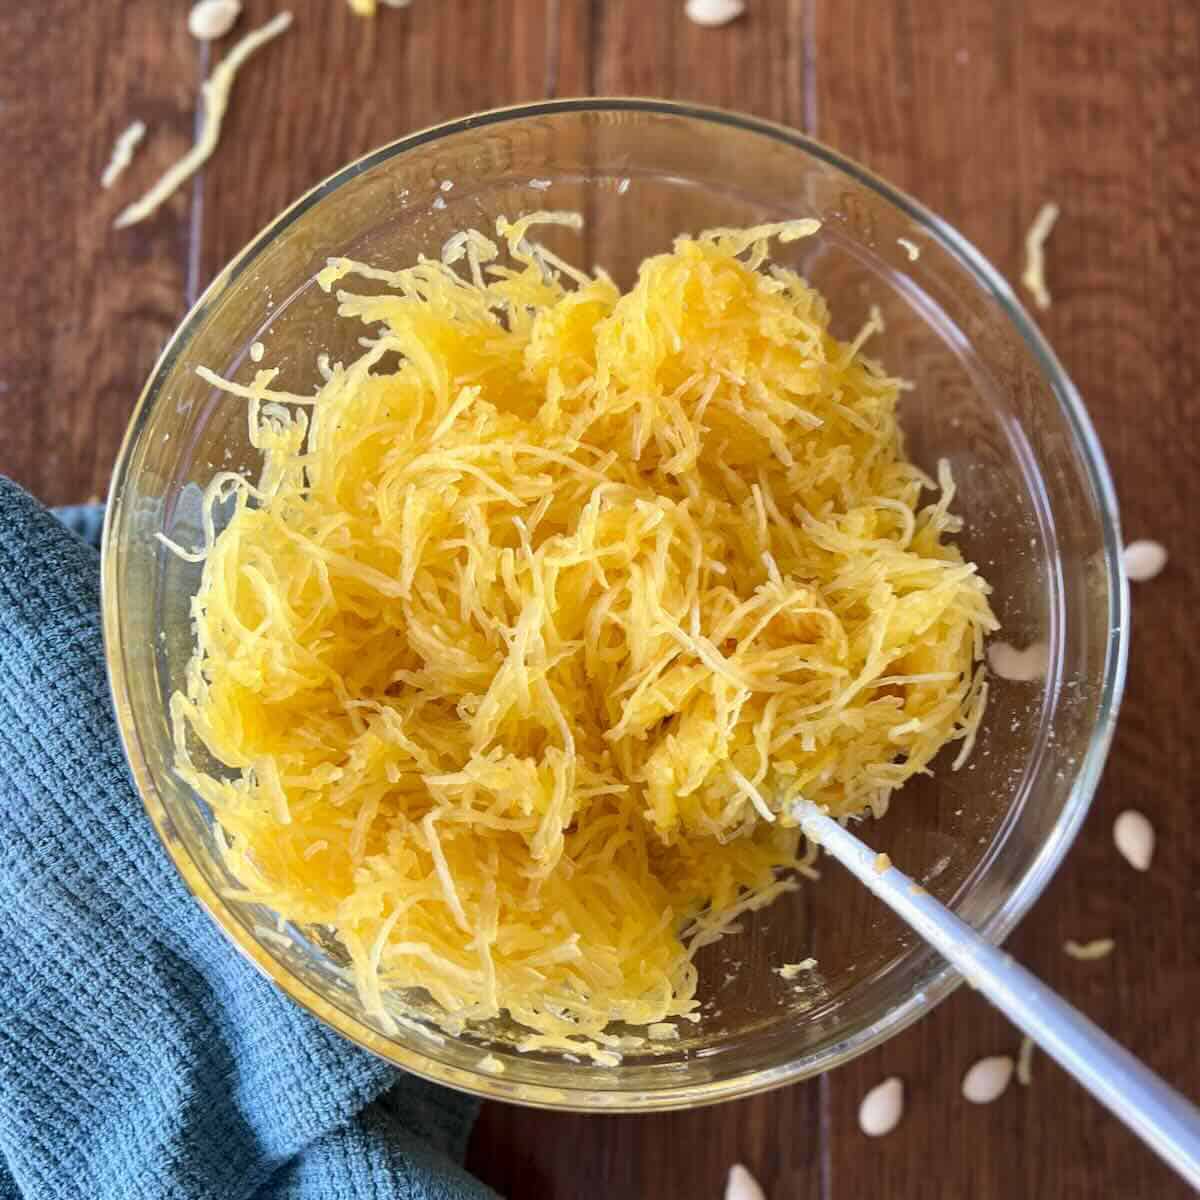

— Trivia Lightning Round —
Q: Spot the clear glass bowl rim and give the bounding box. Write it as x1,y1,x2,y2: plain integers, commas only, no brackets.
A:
101,97,1129,1111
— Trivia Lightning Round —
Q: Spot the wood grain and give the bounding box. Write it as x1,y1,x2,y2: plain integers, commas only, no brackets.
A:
0,0,198,504
196,0,562,283
815,2,1200,1198
589,0,809,126
467,1085,824,1200
2,1,1198,1197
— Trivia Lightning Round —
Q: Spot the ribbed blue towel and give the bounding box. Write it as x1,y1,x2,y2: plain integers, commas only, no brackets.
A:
0,477,494,1200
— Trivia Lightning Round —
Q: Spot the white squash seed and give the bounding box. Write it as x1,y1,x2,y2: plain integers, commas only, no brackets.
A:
986,639,1049,682
187,0,241,41
1113,809,1154,871
1122,540,1167,582
858,1076,903,1136
685,0,746,28
961,1055,1014,1104
725,1163,766,1200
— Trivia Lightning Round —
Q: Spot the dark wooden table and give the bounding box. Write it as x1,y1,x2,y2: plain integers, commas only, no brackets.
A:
3,1,1197,1196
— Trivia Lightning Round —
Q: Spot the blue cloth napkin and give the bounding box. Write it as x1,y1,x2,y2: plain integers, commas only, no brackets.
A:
0,477,494,1200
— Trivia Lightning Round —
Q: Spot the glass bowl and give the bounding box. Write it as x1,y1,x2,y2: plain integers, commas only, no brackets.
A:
102,99,1127,1111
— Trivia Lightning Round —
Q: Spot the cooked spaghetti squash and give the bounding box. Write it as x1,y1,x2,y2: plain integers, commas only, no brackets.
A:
170,214,996,1053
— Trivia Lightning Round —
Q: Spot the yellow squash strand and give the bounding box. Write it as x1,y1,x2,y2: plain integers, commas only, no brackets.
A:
172,215,996,1051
